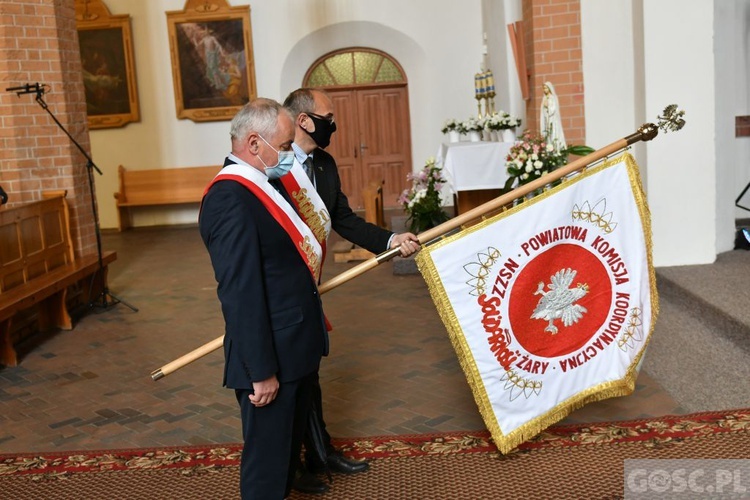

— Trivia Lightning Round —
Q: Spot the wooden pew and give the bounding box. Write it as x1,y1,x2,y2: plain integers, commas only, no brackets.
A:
114,165,221,231
333,180,387,263
0,192,117,366
362,179,386,228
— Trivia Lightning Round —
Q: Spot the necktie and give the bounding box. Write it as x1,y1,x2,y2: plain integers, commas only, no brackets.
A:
303,157,315,182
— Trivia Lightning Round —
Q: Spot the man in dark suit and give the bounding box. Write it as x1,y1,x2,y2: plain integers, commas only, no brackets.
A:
283,88,419,494
200,98,328,500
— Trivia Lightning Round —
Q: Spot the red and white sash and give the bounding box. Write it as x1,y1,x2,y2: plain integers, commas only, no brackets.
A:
279,158,335,332
279,158,332,261
205,157,324,282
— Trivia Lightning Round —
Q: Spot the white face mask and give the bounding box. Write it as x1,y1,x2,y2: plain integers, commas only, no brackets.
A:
258,135,294,179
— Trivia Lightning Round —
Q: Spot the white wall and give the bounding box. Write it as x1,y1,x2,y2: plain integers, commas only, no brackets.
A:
481,0,525,128
580,0,638,152
643,0,716,266
89,0,483,230
582,0,722,266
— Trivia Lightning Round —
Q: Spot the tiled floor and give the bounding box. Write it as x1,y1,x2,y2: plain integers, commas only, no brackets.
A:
0,225,684,454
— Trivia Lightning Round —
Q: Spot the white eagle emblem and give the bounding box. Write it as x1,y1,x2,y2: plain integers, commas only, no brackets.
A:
531,268,589,334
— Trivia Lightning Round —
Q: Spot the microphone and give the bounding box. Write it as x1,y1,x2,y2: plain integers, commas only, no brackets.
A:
0,186,7,205
5,82,46,96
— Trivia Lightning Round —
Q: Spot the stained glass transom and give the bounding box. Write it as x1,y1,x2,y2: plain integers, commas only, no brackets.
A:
306,49,405,87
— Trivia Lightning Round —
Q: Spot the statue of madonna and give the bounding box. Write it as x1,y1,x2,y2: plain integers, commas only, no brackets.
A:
540,81,566,153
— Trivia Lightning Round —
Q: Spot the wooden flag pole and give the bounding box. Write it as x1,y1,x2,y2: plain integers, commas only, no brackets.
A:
151,108,684,381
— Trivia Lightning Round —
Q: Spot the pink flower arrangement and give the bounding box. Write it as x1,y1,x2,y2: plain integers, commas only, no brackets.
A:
398,157,450,233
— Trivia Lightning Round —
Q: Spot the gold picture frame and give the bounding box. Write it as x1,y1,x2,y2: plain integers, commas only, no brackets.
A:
75,0,140,129
166,0,257,122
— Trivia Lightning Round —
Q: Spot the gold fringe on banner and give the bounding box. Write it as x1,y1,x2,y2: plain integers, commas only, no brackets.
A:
416,152,660,454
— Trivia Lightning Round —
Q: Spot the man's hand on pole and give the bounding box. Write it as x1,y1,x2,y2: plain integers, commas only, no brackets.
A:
391,232,420,257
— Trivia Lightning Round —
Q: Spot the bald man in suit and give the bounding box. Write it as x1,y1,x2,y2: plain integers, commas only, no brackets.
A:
283,88,419,494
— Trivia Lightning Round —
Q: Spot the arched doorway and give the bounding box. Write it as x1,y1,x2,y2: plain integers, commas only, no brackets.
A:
304,48,412,209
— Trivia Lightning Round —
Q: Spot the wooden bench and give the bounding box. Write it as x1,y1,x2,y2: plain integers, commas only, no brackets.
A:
333,180,387,263
362,179,387,229
0,191,117,367
114,165,222,231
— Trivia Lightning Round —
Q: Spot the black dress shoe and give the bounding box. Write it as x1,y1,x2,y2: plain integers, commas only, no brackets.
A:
292,470,330,495
309,451,369,475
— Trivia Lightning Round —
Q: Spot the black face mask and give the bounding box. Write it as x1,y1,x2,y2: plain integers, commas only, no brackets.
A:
304,113,337,149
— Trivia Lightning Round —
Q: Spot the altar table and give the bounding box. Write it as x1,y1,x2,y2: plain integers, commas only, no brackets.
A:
437,141,512,215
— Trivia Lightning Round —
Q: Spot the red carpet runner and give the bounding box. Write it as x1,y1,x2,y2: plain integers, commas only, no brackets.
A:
1,409,748,499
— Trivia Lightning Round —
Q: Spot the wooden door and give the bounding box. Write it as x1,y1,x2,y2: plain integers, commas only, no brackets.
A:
326,86,411,209
327,90,361,207
357,87,412,210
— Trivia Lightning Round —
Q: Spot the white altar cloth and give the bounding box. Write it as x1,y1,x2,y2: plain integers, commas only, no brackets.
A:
437,141,512,192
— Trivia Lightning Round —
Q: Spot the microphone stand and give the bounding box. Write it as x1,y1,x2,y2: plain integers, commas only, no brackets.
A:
30,86,138,313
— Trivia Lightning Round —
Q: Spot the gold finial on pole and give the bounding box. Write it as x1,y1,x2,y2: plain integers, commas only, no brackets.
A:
657,104,686,133
625,104,685,145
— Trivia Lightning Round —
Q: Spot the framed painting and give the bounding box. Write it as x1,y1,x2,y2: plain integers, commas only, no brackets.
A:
166,0,257,122
75,0,140,129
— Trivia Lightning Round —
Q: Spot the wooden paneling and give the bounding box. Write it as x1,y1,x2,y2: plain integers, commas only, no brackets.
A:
0,195,75,292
